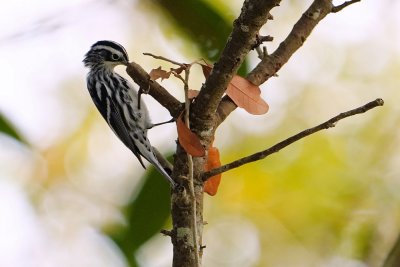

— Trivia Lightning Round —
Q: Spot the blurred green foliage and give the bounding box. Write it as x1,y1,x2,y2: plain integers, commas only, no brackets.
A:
1,1,397,267
109,166,172,267
206,96,393,266
150,0,230,61
147,0,249,75
0,112,26,144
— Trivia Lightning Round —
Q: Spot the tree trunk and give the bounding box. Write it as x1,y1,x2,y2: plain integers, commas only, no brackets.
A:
171,146,204,267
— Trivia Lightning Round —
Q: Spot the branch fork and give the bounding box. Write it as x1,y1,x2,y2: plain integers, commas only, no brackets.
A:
122,1,377,266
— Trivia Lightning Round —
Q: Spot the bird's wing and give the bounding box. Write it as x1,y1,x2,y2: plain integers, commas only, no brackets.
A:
130,127,177,187
95,95,146,169
89,85,175,187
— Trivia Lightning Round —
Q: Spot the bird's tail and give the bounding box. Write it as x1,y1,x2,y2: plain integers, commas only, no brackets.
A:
152,160,176,188
147,152,176,188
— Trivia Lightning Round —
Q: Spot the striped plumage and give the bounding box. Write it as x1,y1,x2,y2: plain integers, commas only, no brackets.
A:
83,40,176,187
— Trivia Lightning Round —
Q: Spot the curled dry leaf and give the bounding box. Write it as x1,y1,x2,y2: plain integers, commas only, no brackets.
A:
149,66,171,81
204,146,222,196
176,113,205,157
226,75,269,115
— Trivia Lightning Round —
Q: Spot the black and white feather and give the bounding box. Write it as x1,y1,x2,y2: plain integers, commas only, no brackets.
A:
83,40,175,187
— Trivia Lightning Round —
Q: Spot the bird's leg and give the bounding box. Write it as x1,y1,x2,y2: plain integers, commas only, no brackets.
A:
138,84,151,110
137,87,142,110
148,117,176,129
137,87,143,110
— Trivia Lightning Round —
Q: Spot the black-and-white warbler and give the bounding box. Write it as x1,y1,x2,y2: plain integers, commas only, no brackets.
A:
83,40,176,188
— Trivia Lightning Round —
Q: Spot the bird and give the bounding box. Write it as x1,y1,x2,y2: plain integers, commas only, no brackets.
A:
83,40,176,188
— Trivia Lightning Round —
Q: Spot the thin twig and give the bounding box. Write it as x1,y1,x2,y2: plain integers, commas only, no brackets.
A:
143,52,183,66
203,98,384,180
171,71,187,85
160,229,173,237
183,67,200,267
256,46,268,60
331,0,361,13
251,34,273,50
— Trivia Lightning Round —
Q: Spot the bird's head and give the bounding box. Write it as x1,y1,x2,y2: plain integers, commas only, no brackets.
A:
83,40,129,69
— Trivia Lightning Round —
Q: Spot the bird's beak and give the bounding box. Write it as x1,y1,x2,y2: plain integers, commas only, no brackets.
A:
122,61,129,66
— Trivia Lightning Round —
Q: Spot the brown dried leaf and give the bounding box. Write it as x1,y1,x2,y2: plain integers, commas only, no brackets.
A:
176,113,205,157
204,146,222,196
226,75,269,115
149,66,171,81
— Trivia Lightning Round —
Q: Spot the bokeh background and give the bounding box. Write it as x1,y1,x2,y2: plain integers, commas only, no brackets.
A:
0,0,399,266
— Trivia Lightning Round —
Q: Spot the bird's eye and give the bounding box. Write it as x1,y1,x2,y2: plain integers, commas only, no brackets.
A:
111,53,120,61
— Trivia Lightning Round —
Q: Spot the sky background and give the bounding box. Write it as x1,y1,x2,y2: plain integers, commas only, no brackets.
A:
0,0,399,267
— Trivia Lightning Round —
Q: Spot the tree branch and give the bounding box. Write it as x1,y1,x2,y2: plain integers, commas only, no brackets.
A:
191,0,281,139
143,52,184,66
203,98,384,180
248,0,333,86
216,0,362,126
383,232,400,267
126,62,183,118
183,66,200,267
332,0,361,13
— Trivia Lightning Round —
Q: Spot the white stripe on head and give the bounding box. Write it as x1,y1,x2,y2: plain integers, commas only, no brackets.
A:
90,40,129,62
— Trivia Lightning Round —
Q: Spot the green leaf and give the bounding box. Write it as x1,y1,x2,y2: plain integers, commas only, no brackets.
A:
151,0,230,61
149,0,249,75
0,112,27,144
109,160,172,266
